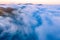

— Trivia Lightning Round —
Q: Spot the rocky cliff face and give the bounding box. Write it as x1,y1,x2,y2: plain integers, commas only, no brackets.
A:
0,7,16,17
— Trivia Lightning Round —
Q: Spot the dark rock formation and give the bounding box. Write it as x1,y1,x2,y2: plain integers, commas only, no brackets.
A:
0,7,15,16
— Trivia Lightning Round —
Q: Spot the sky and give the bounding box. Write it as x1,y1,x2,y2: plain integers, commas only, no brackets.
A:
0,0,60,4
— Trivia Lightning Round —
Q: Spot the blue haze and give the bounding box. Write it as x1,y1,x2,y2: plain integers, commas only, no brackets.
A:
0,4,60,40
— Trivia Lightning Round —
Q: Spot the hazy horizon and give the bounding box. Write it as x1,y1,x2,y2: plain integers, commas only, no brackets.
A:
0,0,60,4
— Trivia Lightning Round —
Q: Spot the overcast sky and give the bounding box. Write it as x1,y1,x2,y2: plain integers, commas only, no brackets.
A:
0,0,60,4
